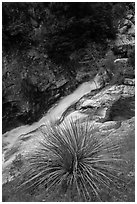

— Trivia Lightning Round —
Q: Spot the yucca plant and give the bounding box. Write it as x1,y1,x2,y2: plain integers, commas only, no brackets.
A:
19,118,124,201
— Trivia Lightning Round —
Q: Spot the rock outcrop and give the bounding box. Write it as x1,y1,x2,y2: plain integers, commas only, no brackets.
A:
113,10,135,58
2,73,135,184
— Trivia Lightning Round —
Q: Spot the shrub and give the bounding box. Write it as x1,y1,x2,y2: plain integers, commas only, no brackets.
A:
19,119,123,201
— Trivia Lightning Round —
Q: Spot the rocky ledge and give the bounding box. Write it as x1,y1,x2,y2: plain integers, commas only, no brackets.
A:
2,72,135,184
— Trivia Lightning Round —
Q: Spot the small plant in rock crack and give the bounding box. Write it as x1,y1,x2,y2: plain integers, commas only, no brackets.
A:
19,119,123,201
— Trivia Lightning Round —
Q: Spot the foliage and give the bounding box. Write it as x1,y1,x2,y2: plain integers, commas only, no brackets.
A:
2,2,118,62
19,119,123,201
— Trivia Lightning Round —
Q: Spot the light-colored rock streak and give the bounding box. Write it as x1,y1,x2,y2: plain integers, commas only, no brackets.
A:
47,80,97,121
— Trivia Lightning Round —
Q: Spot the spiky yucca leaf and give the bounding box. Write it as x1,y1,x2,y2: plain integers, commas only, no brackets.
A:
20,119,123,201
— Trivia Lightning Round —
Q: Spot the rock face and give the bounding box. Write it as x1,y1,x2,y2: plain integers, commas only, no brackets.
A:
113,11,135,58
63,83,134,123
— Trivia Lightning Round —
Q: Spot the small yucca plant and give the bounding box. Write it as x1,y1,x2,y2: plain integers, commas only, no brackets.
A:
20,119,123,201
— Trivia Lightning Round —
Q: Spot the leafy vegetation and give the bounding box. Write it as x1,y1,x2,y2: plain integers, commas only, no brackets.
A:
3,117,135,201
15,119,125,202
3,3,117,52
